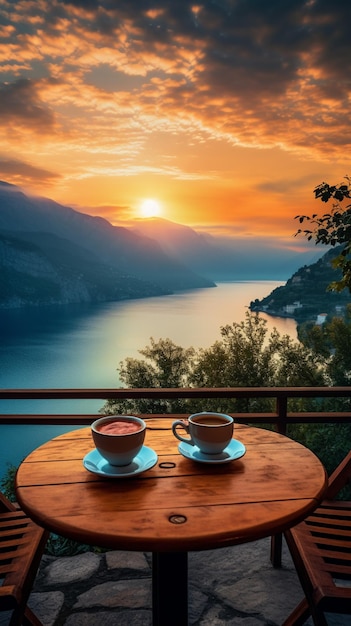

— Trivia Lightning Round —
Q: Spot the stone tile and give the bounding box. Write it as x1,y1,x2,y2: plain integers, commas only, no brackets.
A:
65,610,152,626
28,591,65,626
215,566,309,625
189,586,211,624
0,612,12,626
26,542,351,626
105,550,150,572
189,539,273,591
326,615,351,626
198,605,265,626
73,579,151,609
43,552,101,586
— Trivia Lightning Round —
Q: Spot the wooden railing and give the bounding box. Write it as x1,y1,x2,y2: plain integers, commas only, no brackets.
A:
1,386,351,434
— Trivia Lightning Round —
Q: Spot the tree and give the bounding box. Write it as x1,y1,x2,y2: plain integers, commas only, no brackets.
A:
102,313,349,474
104,337,195,414
191,314,325,389
298,304,351,386
294,303,351,475
295,176,351,292
103,313,327,416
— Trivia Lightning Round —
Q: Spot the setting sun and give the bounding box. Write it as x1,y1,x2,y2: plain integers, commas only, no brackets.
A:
139,199,162,219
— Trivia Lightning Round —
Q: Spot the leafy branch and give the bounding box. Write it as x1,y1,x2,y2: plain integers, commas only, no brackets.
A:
295,176,351,292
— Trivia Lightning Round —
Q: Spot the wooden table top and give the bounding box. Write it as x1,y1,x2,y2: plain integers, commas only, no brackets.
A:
15,419,327,552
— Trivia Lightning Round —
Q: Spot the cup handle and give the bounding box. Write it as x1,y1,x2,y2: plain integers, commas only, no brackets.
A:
172,420,194,446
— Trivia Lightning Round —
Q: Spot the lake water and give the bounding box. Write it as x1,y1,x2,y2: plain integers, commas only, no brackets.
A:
0,281,297,479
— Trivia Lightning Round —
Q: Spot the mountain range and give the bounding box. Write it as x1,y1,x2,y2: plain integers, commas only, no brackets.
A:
130,218,324,282
0,180,332,309
0,181,216,308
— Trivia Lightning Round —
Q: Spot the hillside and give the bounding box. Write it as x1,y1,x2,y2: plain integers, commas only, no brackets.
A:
0,230,166,307
0,182,215,307
249,247,351,322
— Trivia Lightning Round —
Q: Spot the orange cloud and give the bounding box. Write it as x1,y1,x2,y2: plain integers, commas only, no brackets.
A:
0,0,350,242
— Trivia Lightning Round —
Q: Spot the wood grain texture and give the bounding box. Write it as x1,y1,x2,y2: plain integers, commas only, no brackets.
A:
15,420,327,552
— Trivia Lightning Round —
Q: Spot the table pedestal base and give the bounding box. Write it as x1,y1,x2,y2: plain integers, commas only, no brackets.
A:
152,551,188,626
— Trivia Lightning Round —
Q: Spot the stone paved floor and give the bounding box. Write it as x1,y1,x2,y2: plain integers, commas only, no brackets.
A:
2,538,350,625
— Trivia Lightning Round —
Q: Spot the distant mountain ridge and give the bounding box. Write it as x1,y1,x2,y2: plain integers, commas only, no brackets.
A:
130,216,326,281
0,181,214,308
0,180,341,311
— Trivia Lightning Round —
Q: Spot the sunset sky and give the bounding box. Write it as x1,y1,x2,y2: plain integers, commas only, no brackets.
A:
0,0,350,259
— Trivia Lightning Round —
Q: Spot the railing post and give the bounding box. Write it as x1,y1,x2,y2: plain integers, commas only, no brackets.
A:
275,396,288,435
270,394,288,567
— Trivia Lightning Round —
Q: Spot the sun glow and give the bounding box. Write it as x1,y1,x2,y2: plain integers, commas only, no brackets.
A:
139,198,162,218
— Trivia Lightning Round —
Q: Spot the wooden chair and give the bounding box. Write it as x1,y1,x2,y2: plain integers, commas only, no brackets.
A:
283,450,351,626
0,490,49,626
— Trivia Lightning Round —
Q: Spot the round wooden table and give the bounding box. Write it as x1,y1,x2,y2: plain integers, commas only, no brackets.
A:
15,419,327,625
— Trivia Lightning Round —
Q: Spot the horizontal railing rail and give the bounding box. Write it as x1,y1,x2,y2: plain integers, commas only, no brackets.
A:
1,387,351,435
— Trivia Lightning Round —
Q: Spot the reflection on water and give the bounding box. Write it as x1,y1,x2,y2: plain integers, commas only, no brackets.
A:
0,281,296,477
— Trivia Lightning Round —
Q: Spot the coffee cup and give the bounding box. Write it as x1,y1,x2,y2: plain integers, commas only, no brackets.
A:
91,415,146,466
172,412,234,454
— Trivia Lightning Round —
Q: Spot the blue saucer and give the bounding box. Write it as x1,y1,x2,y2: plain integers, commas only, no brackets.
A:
83,446,158,478
178,438,246,464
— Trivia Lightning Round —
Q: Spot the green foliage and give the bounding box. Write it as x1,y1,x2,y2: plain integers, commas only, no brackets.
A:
104,337,196,414
103,312,327,416
45,534,92,557
192,315,277,388
0,463,17,502
298,304,351,385
295,176,351,293
288,422,351,496
103,311,351,483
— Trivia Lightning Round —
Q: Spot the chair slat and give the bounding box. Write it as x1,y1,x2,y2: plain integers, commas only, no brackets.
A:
0,491,48,626
283,450,351,625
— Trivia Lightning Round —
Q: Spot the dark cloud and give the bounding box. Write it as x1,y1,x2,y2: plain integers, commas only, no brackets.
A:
1,0,350,160
0,80,55,130
58,0,100,5
0,158,60,184
59,2,348,85
7,2,351,101
67,1,349,145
